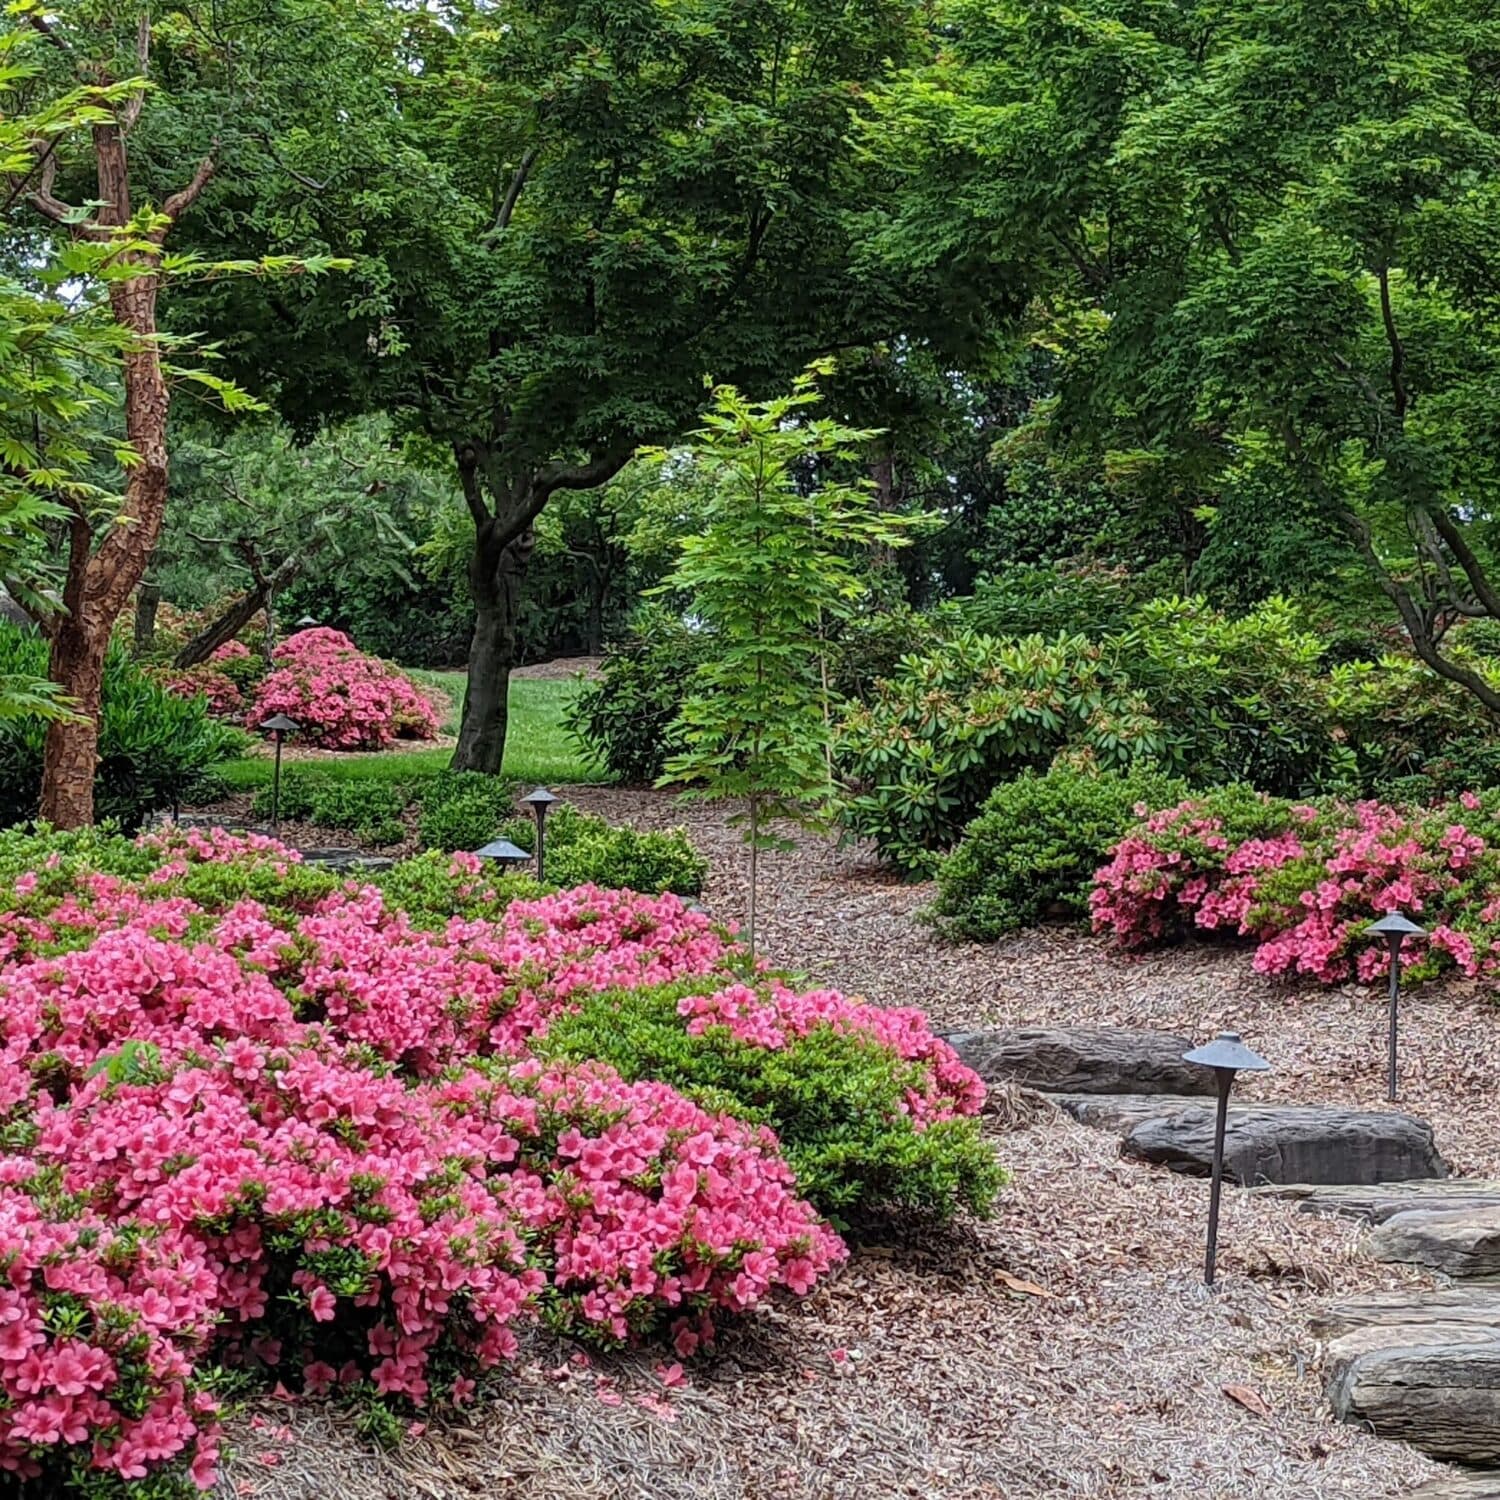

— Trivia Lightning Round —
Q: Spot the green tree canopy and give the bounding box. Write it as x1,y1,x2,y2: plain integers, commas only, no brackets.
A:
172,0,1006,770
871,0,1500,710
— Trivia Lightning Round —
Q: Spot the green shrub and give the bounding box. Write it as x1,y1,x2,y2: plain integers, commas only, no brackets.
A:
930,765,1188,940
371,849,548,928
415,771,519,852
539,980,1002,1222
500,803,705,895
835,630,1165,874
564,607,711,783
251,773,410,845
966,561,1151,639
0,625,245,831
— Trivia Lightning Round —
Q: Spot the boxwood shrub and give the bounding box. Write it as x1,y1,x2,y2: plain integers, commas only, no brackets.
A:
929,763,1188,941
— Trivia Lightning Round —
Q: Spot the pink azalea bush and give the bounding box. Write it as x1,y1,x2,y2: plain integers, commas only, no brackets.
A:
1091,784,1500,984
156,664,245,720
247,628,441,750
0,826,981,1493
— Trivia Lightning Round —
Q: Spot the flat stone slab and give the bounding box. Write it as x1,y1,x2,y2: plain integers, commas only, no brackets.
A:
1366,1207,1500,1278
1312,1286,1500,1341
1327,1322,1500,1464
1122,1105,1448,1187
1256,1180,1500,1224
1411,1474,1500,1500
946,1027,1213,1097
1052,1093,1212,1132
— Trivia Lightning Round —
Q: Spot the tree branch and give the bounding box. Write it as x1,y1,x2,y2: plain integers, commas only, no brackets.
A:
454,443,493,529
117,14,151,132
485,146,538,239
161,153,216,222
1339,503,1500,714
24,151,101,235
1429,505,1500,617
25,12,72,53
1377,262,1408,426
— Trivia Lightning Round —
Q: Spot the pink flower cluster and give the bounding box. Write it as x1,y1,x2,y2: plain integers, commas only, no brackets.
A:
157,664,244,719
1092,789,1500,984
247,628,441,749
0,830,912,1491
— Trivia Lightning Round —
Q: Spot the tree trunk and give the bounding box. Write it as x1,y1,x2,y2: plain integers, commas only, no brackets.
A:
451,533,532,773
132,581,160,656
174,555,303,667
39,618,106,828
586,564,606,655
28,101,214,828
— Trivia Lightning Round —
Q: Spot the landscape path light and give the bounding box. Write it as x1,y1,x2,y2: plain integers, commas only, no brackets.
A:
473,837,532,873
519,786,560,881
1368,910,1426,1104
294,615,319,630
1182,1031,1271,1288
259,714,300,839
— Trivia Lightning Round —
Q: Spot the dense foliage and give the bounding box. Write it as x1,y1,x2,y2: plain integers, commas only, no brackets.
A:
837,631,1162,873
1092,786,1500,984
930,765,1188,941
565,610,712,786
0,824,992,1492
500,805,707,899
0,626,241,831
837,597,1486,874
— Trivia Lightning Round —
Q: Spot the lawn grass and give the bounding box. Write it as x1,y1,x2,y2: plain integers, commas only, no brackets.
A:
218,675,606,791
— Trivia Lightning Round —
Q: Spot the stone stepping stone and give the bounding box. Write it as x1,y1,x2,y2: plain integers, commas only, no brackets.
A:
1365,1207,1500,1278
1312,1286,1500,1340
945,1027,1213,1097
1052,1093,1212,1132
1255,1180,1500,1224
1121,1105,1448,1187
1412,1474,1500,1499
1326,1322,1500,1464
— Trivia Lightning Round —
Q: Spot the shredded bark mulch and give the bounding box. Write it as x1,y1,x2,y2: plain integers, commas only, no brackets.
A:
215,787,1495,1499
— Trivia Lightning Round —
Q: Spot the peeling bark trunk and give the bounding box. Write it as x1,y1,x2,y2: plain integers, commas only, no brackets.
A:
452,532,533,774
40,255,172,827
40,619,106,829
28,101,214,828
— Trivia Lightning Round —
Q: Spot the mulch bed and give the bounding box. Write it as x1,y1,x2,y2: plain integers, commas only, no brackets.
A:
214,786,1490,1499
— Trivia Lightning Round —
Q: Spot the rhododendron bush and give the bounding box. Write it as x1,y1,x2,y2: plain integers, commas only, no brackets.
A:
0,827,987,1494
246,628,441,750
1091,784,1500,984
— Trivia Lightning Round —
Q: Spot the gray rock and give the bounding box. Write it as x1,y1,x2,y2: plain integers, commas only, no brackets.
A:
1365,1207,1500,1278
1327,1322,1500,1464
946,1027,1214,1097
1312,1286,1500,1340
1411,1473,1500,1500
1121,1105,1448,1187
1255,1180,1500,1224
1051,1093,1213,1132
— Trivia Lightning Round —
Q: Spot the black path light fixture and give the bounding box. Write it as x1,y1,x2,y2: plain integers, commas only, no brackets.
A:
259,714,300,839
519,786,560,880
1369,910,1427,1104
294,615,320,630
1183,1031,1272,1288
473,837,532,873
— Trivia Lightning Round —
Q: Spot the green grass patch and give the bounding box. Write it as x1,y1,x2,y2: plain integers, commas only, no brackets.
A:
219,676,606,791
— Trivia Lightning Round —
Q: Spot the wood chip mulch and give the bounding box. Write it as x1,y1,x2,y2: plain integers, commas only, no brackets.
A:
216,787,1499,1500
